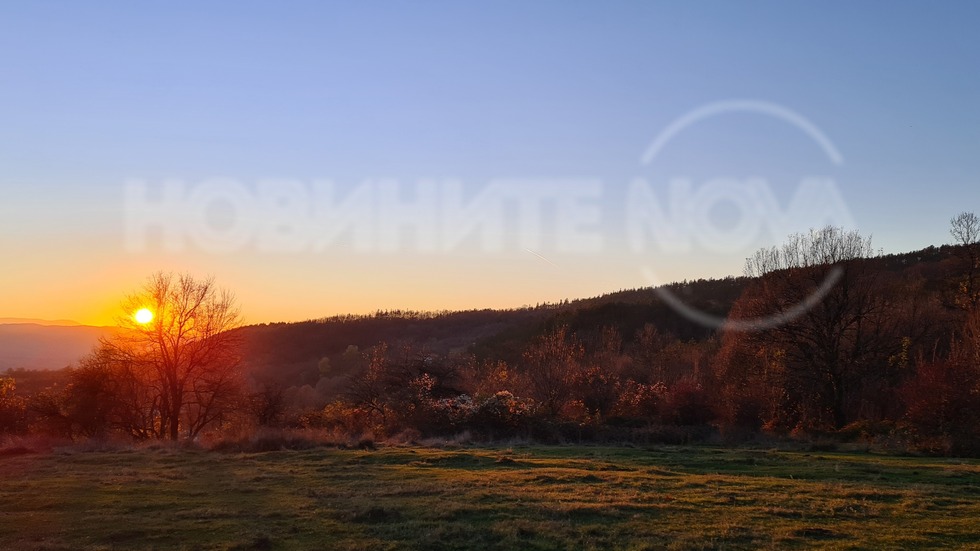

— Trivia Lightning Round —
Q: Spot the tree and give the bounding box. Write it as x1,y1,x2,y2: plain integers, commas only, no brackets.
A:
317,357,332,378
631,323,668,384
950,212,979,247
522,326,583,416
0,377,27,436
346,343,392,426
102,273,244,440
575,327,626,418
949,212,980,311
249,383,286,427
61,353,120,438
724,227,907,430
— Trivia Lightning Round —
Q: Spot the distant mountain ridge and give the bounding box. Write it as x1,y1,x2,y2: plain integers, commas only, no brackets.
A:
0,318,83,326
0,324,117,371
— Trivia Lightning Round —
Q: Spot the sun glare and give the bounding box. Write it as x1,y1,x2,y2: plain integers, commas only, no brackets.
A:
134,308,154,324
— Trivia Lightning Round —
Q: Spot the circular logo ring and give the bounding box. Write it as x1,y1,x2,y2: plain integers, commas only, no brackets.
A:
638,100,847,332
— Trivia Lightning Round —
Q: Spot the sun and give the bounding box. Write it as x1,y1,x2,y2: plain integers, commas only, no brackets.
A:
134,308,154,324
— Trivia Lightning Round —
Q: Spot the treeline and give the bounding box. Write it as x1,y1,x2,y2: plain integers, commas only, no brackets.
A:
231,277,748,391
299,225,978,454
2,221,980,455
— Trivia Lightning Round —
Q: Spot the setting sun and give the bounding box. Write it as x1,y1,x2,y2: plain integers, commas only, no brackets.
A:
134,308,154,324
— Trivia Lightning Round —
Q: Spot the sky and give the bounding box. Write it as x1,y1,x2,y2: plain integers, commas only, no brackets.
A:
2,1,979,326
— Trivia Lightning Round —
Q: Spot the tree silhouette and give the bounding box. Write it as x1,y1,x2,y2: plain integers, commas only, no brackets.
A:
0,377,26,435
950,212,980,311
102,273,244,440
726,227,905,429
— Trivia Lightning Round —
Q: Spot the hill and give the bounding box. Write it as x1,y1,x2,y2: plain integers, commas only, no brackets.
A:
0,318,82,326
0,324,116,372
234,276,751,387
234,243,968,389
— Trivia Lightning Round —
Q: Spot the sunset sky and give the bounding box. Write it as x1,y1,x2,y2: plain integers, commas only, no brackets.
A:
2,2,980,326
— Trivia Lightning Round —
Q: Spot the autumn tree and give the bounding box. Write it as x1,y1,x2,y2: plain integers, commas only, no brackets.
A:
630,323,669,384
522,326,584,416
60,351,122,438
949,211,980,311
713,299,790,430
249,383,287,427
346,343,392,425
722,227,908,430
101,273,244,440
574,326,626,418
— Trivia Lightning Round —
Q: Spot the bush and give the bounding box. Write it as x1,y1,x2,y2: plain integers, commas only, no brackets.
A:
401,392,478,436
299,402,378,438
836,420,897,442
611,380,665,421
469,391,536,438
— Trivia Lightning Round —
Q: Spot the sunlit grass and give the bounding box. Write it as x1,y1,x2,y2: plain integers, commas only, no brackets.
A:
2,445,979,550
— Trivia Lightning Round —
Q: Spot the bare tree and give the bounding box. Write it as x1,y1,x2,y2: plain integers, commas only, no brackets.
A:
950,212,980,310
103,273,244,440
745,226,874,277
729,227,909,429
950,212,980,246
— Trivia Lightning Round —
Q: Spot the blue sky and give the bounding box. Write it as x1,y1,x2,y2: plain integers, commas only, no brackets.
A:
2,2,979,324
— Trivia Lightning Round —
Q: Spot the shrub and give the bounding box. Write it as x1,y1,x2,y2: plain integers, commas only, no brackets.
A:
470,391,536,438
405,394,478,436
611,380,665,421
299,402,378,438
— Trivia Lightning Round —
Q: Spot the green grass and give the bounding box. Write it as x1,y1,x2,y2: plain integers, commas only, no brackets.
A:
2,444,979,550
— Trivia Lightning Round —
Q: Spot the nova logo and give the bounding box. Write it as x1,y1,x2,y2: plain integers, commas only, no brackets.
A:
629,100,855,331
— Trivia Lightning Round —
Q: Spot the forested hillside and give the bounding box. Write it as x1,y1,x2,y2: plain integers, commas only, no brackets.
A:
3,231,978,455
237,243,962,390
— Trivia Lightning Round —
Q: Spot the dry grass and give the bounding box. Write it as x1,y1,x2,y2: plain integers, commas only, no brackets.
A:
1,444,979,549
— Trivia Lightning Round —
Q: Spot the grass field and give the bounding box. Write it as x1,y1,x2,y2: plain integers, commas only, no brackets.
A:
2,444,979,550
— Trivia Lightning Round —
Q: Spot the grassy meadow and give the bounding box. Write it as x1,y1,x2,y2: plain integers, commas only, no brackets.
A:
2,444,979,550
